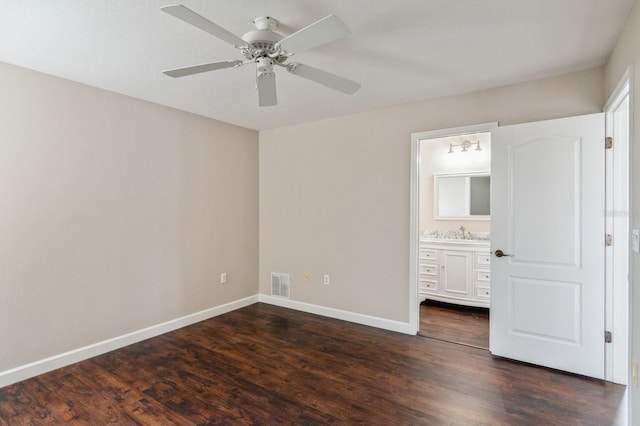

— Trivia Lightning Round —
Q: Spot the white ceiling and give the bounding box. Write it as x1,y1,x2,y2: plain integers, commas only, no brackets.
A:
0,0,634,130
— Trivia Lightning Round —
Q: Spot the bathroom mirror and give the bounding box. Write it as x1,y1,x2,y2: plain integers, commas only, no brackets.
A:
434,172,490,220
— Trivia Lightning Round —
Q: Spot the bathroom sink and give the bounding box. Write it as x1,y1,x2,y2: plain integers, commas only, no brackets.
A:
421,237,490,245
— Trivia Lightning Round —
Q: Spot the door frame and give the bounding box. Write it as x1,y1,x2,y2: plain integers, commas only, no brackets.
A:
604,66,633,384
409,122,498,334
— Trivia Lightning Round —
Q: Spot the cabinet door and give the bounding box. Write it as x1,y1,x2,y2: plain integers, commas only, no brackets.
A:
441,250,472,299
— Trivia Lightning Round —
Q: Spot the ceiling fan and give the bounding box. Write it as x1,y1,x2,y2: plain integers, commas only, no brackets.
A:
161,5,361,107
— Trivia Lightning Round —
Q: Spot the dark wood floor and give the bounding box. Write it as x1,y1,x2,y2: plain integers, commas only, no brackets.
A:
0,303,626,425
419,300,490,349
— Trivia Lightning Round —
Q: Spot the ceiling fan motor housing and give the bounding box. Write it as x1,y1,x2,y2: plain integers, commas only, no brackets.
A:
240,17,288,63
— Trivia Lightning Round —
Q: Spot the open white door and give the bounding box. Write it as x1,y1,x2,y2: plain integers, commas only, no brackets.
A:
490,113,605,379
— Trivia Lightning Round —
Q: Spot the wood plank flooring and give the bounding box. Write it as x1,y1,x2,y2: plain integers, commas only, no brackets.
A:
419,300,490,349
0,303,626,425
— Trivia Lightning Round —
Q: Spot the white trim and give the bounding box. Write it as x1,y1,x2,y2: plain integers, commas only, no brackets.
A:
259,294,414,334
604,66,633,386
605,67,633,111
0,295,259,388
412,122,500,140
409,122,498,335
409,134,421,334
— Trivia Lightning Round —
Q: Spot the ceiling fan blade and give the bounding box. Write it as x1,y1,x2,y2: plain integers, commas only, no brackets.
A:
161,5,246,47
287,63,360,95
277,15,350,54
163,60,243,78
257,73,277,107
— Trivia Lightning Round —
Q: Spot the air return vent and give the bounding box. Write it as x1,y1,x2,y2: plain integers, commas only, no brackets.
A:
271,272,290,298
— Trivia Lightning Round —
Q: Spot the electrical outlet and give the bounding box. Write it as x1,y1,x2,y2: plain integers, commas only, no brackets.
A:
220,272,227,284
633,359,638,387
304,272,310,282
323,274,330,285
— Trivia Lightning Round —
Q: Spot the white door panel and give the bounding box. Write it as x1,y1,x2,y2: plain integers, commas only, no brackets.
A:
509,277,580,343
490,113,605,379
511,136,580,266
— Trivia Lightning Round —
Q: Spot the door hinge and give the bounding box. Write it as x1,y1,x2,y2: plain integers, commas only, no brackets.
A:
605,137,613,149
605,331,612,343
606,234,613,246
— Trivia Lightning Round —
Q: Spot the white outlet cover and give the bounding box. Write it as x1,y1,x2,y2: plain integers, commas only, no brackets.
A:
633,229,640,253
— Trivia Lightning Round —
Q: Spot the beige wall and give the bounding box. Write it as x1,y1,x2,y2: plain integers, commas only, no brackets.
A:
605,0,640,421
0,62,258,372
259,67,604,323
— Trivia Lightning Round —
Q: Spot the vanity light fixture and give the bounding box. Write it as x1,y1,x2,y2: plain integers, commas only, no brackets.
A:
448,140,482,153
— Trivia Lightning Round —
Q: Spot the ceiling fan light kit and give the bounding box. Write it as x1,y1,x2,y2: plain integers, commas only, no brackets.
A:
161,5,361,107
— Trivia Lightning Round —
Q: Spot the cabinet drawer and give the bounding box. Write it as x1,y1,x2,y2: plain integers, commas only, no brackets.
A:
475,252,491,267
476,286,490,299
419,248,438,261
420,278,438,293
476,270,491,282
419,264,439,276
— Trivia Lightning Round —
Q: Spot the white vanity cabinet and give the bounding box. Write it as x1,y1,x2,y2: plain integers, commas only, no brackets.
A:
419,239,490,308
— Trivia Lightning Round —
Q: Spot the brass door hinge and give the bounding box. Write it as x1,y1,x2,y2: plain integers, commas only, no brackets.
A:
606,234,613,246
605,331,612,343
605,137,613,149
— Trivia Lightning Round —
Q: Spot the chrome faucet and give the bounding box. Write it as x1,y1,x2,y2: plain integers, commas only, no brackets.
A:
459,225,467,239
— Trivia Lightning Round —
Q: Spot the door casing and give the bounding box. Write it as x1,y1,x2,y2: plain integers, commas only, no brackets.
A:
604,66,633,385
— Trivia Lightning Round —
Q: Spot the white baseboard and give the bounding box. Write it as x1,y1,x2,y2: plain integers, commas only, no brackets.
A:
1,294,414,388
0,294,259,388
259,294,414,335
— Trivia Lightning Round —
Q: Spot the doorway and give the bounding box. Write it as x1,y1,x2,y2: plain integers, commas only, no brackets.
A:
409,101,631,383
409,123,496,349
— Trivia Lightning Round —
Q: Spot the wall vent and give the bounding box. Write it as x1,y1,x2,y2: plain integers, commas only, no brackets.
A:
271,272,290,298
